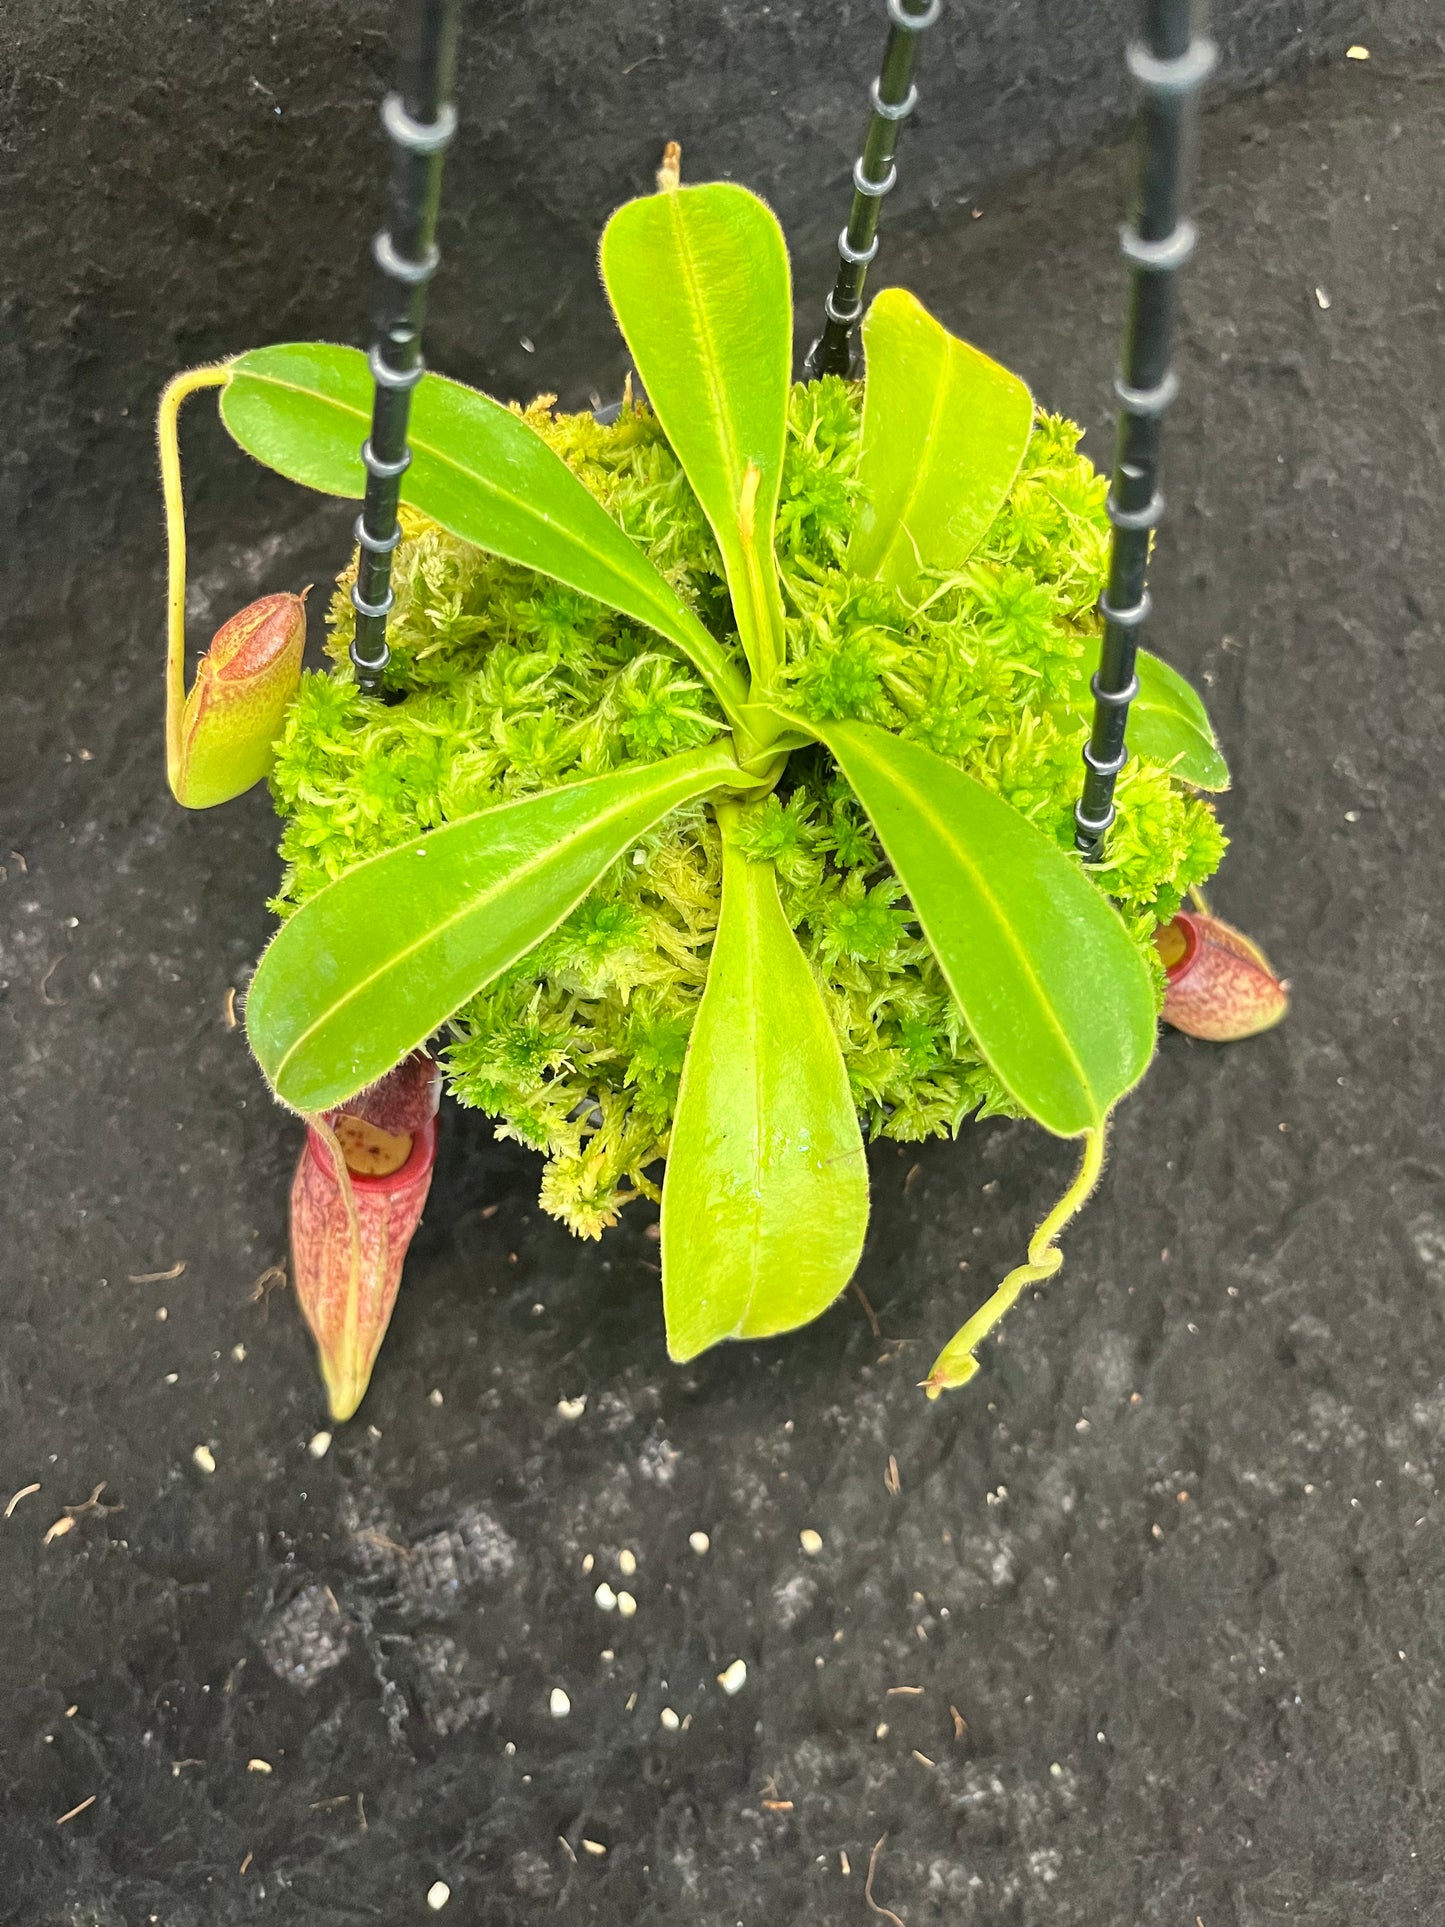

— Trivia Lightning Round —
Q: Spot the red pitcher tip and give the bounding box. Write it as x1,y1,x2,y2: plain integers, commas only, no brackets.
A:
290,1109,439,1421
1156,908,1289,1042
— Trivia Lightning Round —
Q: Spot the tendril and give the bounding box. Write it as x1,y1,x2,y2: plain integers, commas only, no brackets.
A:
922,1122,1108,1398
157,363,232,789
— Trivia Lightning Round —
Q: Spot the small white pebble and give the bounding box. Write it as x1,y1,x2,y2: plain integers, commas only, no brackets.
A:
594,1582,618,1612
428,1388,444,1407
581,1839,607,1857
192,1445,216,1474
616,1590,637,1618
231,1344,246,1363
155,1307,168,1322
549,1687,571,1719
717,1658,747,1696
688,1530,711,1555
875,1721,889,1739
582,1552,594,1575
600,1648,615,1661
308,1431,332,1460
618,1548,637,1577
799,1528,823,1556
1315,286,1332,310
164,1373,179,1385
426,1880,451,1910
557,1395,587,1421
1050,1761,1063,1778
659,1705,681,1731
246,1758,272,1774
1346,43,1369,58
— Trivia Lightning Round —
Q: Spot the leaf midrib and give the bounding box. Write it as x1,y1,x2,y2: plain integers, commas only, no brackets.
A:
663,193,746,538
651,197,778,679
732,847,771,1338
841,727,1101,1119
265,752,728,1091
876,337,955,585
232,361,705,648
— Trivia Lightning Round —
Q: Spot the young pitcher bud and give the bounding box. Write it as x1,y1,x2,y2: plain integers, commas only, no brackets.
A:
170,592,306,809
1155,908,1289,1042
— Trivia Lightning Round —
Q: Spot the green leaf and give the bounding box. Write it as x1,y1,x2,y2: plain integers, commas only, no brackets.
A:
600,184,792,688
1057,648,1229,791
247,742,754,1115
661,809,869,1360
809,719,1157,1136
218,343,745,718
850,287,1035,596
731,701,817,756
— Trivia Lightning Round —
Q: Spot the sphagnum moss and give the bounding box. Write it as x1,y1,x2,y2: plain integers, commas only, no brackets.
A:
268,377,1225,1237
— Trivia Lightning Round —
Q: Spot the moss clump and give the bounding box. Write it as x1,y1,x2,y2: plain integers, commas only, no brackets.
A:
268,378,1225,1236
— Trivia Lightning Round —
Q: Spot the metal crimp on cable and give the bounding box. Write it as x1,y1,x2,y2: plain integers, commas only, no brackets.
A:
1074,0,1213,859
381,91,458,154
804,0,941,380
348,0,462,697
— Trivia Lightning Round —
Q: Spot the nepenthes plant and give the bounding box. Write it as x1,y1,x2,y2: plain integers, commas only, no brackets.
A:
156,0,1288,1424
159,167,1279,1416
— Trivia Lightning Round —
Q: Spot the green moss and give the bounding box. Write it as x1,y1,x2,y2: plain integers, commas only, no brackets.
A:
268,379,1225,1236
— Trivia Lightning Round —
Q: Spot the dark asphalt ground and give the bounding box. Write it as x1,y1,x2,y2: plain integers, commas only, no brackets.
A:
3,31,1444,1927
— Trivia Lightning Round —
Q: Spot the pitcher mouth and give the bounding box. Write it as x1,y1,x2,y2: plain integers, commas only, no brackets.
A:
1156,909,1202,983
305,1110,438,1191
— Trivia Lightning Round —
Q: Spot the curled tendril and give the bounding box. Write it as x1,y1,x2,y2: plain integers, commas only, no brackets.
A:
922,1122,1108,1398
